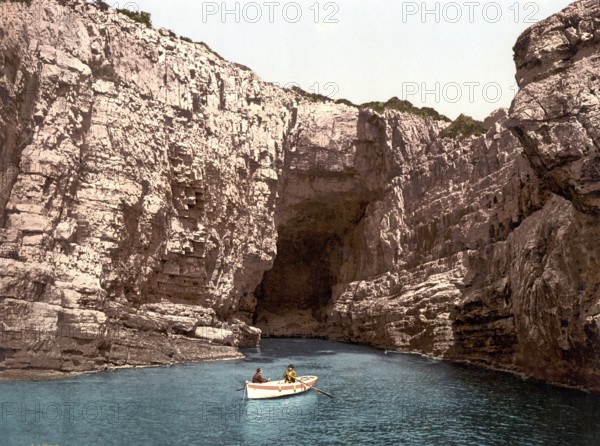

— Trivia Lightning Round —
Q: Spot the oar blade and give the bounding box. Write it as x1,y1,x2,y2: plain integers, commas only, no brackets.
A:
311,386,334,398
297,379,334,398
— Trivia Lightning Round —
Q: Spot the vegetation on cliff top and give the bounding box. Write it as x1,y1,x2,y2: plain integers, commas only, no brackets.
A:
361,97,451,122
90,0,152,28
290,86,335,103
92,0,110,10
115,7,152,28
289,87,358,107
91,1,224,58
5,0,480,134
334,98,357,107
288,90,454,124
439,114,487,139
3,0,152,28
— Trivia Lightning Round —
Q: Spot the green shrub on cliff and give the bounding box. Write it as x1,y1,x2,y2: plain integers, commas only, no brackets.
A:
439,114,487,139
116,7,152,28
89,0,152,28
361,97,451,122
92,0,109,10
335,98,358,107
116,8,152,28
291,86,333,103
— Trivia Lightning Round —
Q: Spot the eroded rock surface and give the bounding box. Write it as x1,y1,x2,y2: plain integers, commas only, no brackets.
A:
506,0,600,389
0,0,287,372
0,0,598,392
509,0,600,216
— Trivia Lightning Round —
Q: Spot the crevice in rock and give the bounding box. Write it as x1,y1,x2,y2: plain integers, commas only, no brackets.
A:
0,49,39,228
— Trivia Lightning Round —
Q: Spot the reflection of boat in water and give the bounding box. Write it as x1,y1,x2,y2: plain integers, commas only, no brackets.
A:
245,376,318,400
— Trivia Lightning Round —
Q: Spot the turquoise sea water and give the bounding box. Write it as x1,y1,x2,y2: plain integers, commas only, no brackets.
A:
1,338,599,445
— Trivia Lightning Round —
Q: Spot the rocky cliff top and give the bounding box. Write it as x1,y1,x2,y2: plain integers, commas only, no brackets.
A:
510,0,600,215
514,0,600,86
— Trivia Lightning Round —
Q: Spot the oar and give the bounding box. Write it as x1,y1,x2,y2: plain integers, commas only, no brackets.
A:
297,378,334,398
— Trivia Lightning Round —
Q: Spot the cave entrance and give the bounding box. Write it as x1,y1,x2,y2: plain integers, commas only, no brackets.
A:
253,198,368,337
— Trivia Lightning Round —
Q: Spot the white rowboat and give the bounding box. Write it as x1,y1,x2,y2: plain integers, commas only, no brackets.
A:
245,375,318,399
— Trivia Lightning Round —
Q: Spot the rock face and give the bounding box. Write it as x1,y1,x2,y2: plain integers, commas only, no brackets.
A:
510,0,600,216
506,0,600,391
0,0,598,392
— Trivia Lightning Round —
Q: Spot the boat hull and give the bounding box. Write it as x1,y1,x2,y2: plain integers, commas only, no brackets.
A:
245,375,318,399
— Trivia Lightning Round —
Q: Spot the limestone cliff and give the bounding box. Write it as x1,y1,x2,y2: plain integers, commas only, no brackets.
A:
0,0,598,393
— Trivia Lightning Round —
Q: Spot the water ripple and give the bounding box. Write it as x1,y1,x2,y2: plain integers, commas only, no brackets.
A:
0,339,598,445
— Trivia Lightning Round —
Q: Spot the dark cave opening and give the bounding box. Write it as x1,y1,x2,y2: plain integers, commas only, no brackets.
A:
254,230,341,318
252,197,369,336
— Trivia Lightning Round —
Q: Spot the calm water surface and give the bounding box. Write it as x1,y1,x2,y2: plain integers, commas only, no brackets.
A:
1,338,599,445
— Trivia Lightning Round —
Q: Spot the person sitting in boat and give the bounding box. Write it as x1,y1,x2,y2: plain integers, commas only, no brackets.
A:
252,368,269,383
283,364,297,383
